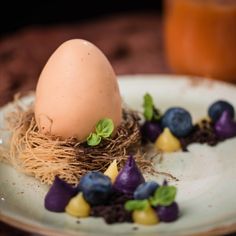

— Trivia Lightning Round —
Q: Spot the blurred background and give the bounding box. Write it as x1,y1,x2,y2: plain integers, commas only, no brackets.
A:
0,0,167,107
1,0,236,235
0,1,163,35
1,0,236,107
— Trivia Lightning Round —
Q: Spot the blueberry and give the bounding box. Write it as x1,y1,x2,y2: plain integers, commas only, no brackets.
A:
208,100,234,123
79,171,112,206
161,107,193,138
155,202,179,222
141,121,162,143
134,181,159,200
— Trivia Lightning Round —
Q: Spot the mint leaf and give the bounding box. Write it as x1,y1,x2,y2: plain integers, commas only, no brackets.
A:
86,118,114,146
143,93,161,122
144,106,153,121
143,93,154,121
150,186,177,207
96,119,114,138
87,133,102,146
144,93,153,107
153,107,161,121
125,199,149,211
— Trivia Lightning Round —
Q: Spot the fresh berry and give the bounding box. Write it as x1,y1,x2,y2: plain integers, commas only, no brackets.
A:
155,202,179,222
79,171,112,206
161,107,193,137
141,121,162,143
208,100,234,123
134,181,159,200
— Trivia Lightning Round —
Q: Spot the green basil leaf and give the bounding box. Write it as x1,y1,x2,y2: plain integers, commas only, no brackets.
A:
96,119,114,138
144,93,153,107
143,93,154,121
125,199,149,211
87,133,102,146
153,107,161,122
144,106,153,121
143,93,161,122
150,186,177,207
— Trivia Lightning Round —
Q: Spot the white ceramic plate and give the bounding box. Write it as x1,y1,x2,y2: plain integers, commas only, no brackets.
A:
1,75,236,236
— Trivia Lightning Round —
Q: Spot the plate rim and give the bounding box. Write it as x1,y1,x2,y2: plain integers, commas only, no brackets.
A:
1,74,236,236
1,206,236,236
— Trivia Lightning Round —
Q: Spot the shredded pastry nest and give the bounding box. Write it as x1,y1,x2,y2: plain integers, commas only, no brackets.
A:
0,101,155,185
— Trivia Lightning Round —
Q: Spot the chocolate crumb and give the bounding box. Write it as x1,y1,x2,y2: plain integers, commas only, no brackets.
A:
132,226,139,230
76,220,80,224
180,120,221,151
90,191,133,224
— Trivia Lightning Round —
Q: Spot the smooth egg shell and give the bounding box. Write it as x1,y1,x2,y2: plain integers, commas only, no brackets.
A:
34,39,122,141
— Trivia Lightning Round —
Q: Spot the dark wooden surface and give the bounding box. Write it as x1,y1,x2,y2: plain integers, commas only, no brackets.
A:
0,11,235,236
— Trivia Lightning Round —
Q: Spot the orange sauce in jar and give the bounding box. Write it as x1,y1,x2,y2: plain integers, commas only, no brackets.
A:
164,0,236,82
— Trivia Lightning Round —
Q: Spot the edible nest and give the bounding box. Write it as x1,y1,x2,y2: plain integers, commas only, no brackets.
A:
0,99,155,185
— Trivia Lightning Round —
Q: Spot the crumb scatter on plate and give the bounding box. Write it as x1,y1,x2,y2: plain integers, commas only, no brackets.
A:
132,226,139,230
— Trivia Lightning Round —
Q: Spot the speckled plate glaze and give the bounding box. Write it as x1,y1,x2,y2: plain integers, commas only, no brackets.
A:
1,75,236,236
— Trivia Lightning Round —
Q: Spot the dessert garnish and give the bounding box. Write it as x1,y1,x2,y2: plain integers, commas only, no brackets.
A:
113,155,145,195
141,121,162,143
214,110,236,139
133,181,160,200
161,107,193,138
87,118,114,146
155,201,179,222
155,128,181,153
141,93,162,143
208,100,235,123
44,176,77,212
44,155,180,226
130,202,159,225
125,181,178,225
143,93,161,122
141,94,191,152
149,185,177,207
66,192,91,217
104,159,119,183
140,94,236,152
78,171,113,206
180,119,219,151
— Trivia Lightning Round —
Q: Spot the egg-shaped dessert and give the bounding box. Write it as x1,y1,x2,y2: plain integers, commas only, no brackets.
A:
34,39,122,141
3,39,143,186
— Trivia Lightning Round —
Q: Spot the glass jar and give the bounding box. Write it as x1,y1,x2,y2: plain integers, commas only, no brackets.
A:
164,0,236,82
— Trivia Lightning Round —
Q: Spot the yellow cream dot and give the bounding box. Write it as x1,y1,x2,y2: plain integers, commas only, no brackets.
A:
104,159,119,183
65,192,90,218
132,205,159,225
155,128,181,153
